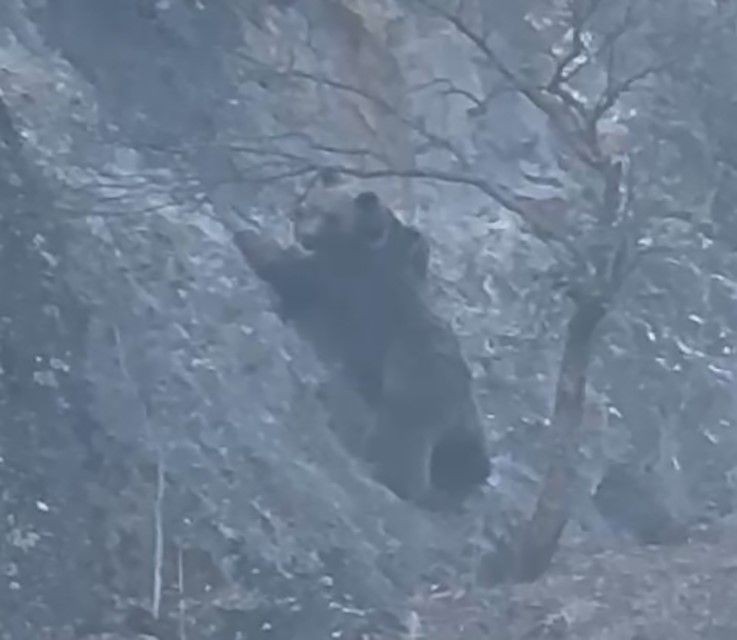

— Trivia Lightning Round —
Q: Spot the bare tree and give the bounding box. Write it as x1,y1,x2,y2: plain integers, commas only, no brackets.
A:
219,0,726,581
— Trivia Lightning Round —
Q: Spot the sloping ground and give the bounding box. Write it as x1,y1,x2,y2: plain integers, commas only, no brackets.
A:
413,522,737,640
67,521,737,639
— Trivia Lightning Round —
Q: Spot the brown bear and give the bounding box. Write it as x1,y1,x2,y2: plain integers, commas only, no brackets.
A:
231,183,489,506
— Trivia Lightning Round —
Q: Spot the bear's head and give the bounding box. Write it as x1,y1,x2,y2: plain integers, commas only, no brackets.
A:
293,184,392,255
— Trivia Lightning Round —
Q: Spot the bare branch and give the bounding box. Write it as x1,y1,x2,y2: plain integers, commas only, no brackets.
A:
412,0,521,89
547,10,586,101
545,0,608,120
322,165,514,209
410,77,485,109
238,50,471,168
591,59,672,126
414,0,602,168
239,166,317,184
233,132,380,160
593,1,636,61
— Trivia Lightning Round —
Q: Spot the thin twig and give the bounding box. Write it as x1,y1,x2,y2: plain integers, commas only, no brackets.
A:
152,453,165,620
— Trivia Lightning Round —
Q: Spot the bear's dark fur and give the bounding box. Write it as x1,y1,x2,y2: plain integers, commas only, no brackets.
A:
232,184,489,506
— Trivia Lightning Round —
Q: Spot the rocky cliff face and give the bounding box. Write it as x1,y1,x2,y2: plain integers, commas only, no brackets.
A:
3,2,737,639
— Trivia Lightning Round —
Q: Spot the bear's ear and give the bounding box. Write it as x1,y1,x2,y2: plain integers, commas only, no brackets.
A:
353,192,389,247
353,191,381,212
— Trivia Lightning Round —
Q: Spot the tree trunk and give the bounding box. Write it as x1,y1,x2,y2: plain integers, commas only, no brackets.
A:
480,296,607,584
